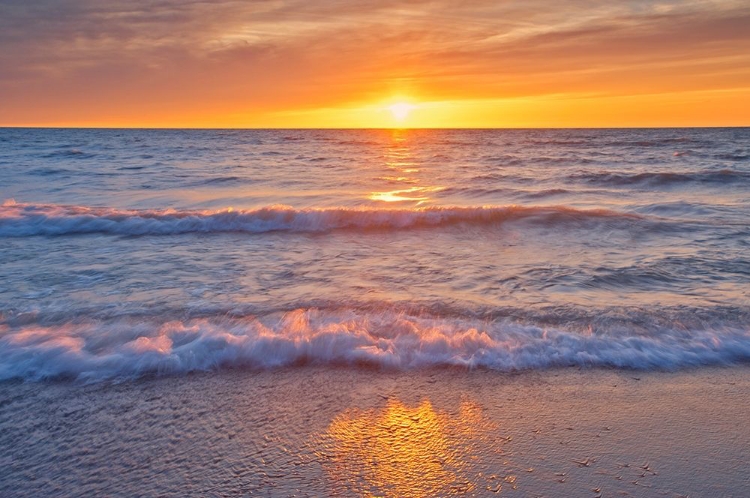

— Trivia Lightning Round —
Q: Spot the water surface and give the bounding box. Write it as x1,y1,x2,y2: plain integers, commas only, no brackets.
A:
1,128,749,380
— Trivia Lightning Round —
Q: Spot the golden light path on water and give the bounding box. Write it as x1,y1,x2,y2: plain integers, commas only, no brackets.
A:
369,129,445,205
316,398,517,496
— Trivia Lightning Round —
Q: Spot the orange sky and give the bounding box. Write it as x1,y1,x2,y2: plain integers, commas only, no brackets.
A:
1,0,749,128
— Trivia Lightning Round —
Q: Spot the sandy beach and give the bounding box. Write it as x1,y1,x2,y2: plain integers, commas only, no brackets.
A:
1,366,748,497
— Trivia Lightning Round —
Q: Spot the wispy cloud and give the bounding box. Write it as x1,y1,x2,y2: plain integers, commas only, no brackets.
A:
1,0,748,125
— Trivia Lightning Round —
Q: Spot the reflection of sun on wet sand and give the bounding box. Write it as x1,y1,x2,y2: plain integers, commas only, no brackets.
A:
317,398,514,496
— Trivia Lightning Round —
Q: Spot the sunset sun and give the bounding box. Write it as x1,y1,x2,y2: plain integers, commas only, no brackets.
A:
388,102,415,123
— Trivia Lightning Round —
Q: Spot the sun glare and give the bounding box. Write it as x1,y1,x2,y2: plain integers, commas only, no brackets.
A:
388,102,415,123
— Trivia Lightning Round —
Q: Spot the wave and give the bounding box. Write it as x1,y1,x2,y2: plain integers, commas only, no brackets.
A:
715,153,750,162
0,200,645,237
1,309,748,382
634,201,716,217
568,168,749,187
27,167,73,176
42,148,93,159
190,176,242,186
603,137,700,147
522,188,571,199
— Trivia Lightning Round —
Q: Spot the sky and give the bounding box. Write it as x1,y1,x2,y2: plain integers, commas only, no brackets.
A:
1,0,749,128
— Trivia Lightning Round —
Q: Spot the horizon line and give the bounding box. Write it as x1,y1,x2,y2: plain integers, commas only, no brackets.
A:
2,125,749,131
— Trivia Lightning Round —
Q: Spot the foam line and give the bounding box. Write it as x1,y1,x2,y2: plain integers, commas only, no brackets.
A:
1,309,748,382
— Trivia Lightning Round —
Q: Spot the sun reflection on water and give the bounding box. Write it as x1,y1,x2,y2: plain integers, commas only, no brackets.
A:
317,398,511,496
369,186,445,204
368,130,444,206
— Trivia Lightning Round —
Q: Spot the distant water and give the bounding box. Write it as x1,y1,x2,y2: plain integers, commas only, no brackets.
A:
1,128,749,381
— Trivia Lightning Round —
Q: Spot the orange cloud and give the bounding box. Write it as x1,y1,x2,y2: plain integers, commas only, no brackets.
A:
0,0,748,127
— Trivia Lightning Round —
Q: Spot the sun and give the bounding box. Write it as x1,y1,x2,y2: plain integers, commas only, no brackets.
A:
388,102,415,122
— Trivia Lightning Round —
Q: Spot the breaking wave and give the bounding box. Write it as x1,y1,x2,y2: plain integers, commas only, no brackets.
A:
1,309,748,382
0,200,645,237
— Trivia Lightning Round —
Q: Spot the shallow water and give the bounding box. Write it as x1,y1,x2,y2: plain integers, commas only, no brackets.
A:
1,128,749,381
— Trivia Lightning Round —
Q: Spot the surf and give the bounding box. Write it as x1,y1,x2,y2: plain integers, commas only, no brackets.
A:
0,200,648,237
2,308,749,382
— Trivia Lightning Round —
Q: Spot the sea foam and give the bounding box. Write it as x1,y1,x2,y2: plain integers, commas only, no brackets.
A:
1,309,748,382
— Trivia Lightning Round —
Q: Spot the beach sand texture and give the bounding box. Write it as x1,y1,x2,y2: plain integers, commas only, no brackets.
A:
1,367,748,497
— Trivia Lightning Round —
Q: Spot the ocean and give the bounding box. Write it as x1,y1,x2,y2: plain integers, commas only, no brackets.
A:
1,128,748,380
1,128,749,496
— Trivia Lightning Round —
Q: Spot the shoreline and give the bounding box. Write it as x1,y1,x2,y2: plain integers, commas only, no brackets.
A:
1,366,749,496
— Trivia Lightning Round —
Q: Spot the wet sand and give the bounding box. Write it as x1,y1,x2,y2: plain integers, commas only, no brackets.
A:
1,367,748,497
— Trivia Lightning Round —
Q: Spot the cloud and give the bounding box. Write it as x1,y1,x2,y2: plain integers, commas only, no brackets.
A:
0,0,748,125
